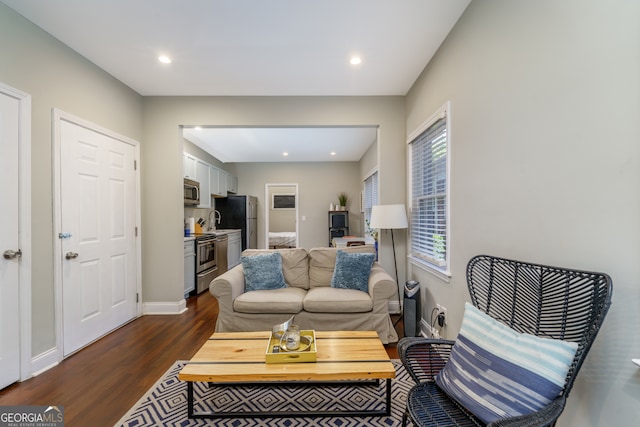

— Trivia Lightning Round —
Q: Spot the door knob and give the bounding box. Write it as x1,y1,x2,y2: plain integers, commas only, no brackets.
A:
65,252,79,260
3,249,22,260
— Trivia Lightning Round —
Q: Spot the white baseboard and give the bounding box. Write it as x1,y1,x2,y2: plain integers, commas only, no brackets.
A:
142,299,187,315
420,317,446,339
29,347,59,379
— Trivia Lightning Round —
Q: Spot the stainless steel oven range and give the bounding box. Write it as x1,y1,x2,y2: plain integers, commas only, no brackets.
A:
195,234,217,294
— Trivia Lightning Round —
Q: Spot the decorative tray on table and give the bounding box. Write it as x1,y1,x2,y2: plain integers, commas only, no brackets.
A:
266,328,317,364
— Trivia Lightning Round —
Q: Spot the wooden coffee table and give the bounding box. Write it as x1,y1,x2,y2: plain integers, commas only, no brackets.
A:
178,330,396,419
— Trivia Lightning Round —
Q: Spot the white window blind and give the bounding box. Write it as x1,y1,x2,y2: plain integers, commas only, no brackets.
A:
409,115,448,268
363,171,378,226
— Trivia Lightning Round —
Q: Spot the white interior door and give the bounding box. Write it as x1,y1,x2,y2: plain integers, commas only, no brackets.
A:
59,118,138,356
0,88,21,388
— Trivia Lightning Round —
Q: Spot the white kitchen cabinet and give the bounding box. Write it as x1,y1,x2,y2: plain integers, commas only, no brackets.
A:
218,169,227,197
195,159,211,208
183,153,197,179
210,165,227,197
183,151,234,199
209,166,219,195
184,239,195,296
227,231,242,269
226,172,238,194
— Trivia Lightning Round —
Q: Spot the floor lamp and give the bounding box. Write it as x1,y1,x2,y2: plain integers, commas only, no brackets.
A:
369,204,408,319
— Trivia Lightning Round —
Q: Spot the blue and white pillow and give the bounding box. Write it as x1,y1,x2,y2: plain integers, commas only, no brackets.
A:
435,303,578,424
241,252,287,291
330,250,375,293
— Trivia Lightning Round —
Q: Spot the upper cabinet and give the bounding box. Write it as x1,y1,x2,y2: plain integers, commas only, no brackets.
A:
183,153,197,180
227,172,238,194
195,159,211,208
210,165,227,198
183,152,237,201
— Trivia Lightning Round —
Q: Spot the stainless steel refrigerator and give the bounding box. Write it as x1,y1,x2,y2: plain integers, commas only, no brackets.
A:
216,195,258,250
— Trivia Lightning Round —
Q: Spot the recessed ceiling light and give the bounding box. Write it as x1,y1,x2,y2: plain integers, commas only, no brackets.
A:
283,152,289,156
158,55,172,64
330,151,337,156
350,57,362,65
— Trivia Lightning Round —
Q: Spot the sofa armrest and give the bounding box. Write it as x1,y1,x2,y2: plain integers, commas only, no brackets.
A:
209,265,245,313
368,262,398,302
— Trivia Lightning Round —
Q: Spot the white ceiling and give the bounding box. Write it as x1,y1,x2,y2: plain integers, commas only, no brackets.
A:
2,0,470,161
183,126,378,163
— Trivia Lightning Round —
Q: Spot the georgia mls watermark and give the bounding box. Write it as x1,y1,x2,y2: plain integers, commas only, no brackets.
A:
0,406,64,427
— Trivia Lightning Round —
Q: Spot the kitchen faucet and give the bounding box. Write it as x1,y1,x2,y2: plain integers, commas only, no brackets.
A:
208,209,222,231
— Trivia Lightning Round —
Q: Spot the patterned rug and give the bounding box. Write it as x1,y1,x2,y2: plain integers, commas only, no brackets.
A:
115,359,413,426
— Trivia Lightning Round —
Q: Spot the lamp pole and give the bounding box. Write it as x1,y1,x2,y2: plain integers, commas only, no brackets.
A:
369,204,408,323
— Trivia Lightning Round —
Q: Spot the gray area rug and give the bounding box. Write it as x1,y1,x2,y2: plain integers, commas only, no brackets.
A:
115,359,413,426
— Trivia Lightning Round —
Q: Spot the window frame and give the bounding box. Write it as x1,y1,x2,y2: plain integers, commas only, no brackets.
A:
407,102,451,279
362,168,379,234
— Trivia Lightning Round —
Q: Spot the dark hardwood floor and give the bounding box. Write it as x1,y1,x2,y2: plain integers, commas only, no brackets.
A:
0,291,402,426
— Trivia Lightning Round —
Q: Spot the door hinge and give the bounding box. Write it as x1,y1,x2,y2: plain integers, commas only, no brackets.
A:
135,226,138,237
136,293,139,303
134,160,137,170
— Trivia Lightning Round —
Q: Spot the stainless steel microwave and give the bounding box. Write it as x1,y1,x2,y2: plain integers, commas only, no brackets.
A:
184,178,200,206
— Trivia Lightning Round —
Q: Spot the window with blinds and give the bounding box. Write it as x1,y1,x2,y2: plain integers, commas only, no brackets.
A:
409,108,448,269
363,171,378,229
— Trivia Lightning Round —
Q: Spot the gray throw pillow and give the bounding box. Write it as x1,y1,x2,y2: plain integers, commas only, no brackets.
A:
242,252,287,291
330,250,375,293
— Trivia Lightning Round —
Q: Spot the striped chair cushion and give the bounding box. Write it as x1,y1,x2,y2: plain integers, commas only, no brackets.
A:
435,303,578,424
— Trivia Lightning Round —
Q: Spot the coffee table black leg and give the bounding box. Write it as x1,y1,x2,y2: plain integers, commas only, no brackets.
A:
385,378,391,416
187,381,194,418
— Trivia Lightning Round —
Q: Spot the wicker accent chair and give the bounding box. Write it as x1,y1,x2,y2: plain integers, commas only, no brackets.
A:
399,255,612,427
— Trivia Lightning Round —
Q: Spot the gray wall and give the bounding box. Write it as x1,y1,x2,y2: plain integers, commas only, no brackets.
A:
241,163,361,248
0,4,143,355
405,1,640,425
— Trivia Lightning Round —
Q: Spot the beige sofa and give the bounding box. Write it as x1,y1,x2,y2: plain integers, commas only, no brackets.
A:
209,246,399,344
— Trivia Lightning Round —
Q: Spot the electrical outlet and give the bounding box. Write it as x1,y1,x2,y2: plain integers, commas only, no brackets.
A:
436,304,447,325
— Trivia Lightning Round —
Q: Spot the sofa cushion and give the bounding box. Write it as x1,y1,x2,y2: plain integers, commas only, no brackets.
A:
242,248,310,289
308,246,375,288
234,287,306,314
435,303,578,424
330,250,375,292
303,287,373,313
241,252,287,291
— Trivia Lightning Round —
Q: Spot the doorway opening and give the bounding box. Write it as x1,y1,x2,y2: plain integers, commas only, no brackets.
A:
265,183,299,249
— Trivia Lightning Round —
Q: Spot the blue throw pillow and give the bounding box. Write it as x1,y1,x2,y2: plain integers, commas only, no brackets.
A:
241,252,287,291
435,303,578,424
330,250,375,293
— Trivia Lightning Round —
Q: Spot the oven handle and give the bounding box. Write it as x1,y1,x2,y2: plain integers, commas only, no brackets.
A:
197,267,218,278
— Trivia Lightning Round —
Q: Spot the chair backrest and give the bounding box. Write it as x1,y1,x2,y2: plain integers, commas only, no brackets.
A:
466,255,612,397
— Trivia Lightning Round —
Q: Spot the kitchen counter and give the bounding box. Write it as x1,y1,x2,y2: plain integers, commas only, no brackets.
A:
184,229,240,241
195,229,241,236
209,229,241,235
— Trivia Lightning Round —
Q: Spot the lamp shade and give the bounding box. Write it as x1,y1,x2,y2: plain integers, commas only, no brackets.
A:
369,204,408,229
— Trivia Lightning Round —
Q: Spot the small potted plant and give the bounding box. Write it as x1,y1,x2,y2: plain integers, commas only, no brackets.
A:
365,218,379,260
365,219,378,241
337,192,348,210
